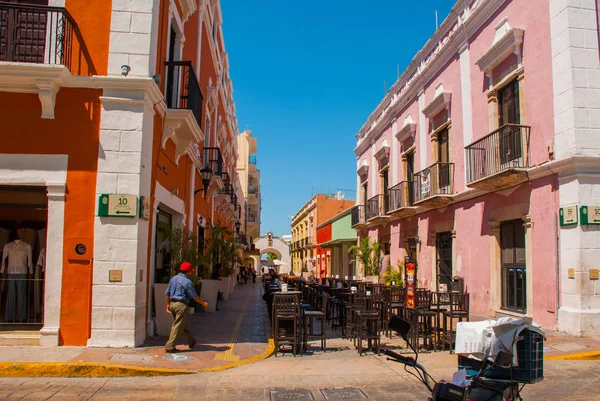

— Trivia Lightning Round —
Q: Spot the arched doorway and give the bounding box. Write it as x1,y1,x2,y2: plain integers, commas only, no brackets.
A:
254,234,291,274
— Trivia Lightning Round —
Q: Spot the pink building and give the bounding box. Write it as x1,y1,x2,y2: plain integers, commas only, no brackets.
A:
353,0,600,334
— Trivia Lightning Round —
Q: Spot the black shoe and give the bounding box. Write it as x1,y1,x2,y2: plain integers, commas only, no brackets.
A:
165,348,179,353
189,340,196,348
215,308,220,311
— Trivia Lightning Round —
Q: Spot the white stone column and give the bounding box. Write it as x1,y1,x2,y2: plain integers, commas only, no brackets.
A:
108,0,157,77
89,92,151,347
459,43,474,186
418,89,427,170
392,120,398,184
39,183,66,346
550,0,600,335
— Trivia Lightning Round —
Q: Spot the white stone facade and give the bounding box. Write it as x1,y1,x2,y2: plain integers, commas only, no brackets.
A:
550,0,600,335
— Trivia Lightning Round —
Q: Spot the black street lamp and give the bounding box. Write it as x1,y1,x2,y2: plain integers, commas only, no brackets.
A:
194,166,213,196
234,221,241,233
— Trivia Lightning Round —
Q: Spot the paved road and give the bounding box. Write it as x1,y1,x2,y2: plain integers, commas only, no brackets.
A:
1,348,598,400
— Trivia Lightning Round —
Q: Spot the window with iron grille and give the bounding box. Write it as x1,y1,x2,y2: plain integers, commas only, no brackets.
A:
501,219,526,312
436,232,453,290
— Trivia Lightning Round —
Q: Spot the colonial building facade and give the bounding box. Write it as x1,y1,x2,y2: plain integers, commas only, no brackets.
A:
0,0,247,346
291,194,355,276
353,0,600,335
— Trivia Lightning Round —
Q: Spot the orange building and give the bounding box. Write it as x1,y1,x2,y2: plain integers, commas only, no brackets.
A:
290,194,355,276
0,0,246,347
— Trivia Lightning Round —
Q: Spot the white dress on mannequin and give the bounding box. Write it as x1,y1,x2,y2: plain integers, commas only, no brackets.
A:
1,240,32,322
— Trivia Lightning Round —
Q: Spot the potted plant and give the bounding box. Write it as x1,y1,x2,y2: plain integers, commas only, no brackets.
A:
382,260,405,287
348,237,382,283
202,222,242,305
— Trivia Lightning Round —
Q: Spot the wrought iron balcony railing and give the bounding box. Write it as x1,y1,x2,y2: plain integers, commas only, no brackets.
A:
366,194,389,220
388,181,414,211
413,162,455,203
164,61,203,128
466,124,531,183
351,205,366,227
203,147,223,177
0,2,77,68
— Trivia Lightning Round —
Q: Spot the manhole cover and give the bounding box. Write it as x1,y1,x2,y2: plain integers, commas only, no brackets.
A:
163,353,194,362
321,388,368,400
270,389,314,401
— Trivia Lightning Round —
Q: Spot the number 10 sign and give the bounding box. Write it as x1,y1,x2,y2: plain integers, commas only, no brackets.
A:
98,194,138,218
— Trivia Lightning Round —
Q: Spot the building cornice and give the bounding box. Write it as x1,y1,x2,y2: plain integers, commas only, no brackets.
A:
355,0,507,156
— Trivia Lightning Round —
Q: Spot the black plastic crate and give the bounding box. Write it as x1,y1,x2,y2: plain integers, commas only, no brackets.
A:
457,329,544,383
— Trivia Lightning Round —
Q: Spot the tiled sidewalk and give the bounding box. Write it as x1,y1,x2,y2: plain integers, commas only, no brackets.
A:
0,280,273,375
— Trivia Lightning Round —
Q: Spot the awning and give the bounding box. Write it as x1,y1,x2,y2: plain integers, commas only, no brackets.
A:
317,238,357,248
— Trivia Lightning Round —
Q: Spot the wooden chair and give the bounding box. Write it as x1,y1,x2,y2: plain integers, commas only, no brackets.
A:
441,292,470,352
303,293,329,351
273,293,301,356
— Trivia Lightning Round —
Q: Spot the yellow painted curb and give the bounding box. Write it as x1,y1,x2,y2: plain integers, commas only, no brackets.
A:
545,350,600,361
0,361,195,377
199,339,275,373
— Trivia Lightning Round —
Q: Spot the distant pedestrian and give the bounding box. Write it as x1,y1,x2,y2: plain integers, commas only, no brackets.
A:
251,267,257,283
164,262,208,353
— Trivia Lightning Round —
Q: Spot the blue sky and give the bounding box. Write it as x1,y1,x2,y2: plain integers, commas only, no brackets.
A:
221,1,454,237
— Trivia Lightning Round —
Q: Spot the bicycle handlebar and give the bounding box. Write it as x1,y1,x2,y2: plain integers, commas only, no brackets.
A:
382,348,433,393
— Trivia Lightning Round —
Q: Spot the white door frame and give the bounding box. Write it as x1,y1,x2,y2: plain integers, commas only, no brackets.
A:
0,154,68,346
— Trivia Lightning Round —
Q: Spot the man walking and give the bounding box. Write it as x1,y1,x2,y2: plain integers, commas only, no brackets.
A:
164,261,208,353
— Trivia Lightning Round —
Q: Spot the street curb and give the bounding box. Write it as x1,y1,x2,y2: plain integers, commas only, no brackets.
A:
198,338,275,372
0,361,195,377
545,350,600,361
0,339,275,377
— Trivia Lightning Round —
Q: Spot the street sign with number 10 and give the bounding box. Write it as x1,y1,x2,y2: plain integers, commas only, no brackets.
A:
98,194,138,218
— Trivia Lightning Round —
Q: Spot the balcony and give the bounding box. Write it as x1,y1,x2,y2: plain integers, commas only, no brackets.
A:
204,147,224,196
366,194,391,225
247,214,256,223
466,124,531,191
388,181,417,218
0,2,89,118
351,205,367,229
413,162,455,208
162,61,204,162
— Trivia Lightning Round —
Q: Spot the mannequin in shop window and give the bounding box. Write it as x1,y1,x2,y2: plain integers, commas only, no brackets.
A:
1,233,33,322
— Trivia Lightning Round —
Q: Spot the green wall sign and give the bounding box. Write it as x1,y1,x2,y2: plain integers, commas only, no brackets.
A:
559,205,578,227
98,194,138,218
580,205,600,225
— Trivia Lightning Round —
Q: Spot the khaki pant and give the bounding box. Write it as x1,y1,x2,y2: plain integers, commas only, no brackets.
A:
165,301,195,350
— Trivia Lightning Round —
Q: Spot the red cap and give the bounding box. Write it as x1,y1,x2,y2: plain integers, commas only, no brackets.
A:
180,262,193,272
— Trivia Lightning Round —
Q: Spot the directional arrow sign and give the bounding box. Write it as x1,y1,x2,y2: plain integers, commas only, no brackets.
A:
98,194,138,218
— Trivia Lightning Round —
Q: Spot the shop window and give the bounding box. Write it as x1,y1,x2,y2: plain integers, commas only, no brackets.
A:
0,185,48,327
501,219,526,312
154,210,172,284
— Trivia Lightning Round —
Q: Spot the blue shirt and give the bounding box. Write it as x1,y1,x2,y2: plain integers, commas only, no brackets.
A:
165,273,198,304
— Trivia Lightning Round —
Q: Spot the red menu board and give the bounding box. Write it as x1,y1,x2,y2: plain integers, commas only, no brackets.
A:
405,260,416,309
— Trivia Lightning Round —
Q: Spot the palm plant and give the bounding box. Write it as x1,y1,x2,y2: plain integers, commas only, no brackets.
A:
205,222,241,277
348,237,382,277
382,260,405,286
160,227,208,283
